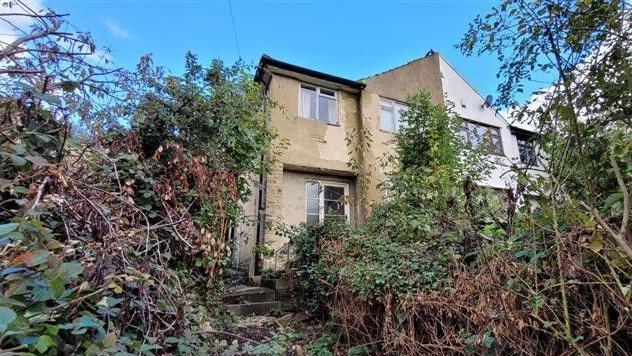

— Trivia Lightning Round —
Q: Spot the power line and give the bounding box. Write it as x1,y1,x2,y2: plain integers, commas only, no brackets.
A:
227,0,241,58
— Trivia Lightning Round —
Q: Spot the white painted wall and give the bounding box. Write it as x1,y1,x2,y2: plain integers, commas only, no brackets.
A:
438,55,542,190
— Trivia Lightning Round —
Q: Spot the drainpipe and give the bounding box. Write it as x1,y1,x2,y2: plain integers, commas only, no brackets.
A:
254,161,266,276
253,69,272,276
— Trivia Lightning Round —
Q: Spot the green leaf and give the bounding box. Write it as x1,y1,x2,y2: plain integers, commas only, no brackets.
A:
12,186,28,194
45,324,59,335
0,306,17,333
0,223,18,236
77,314,102,328
60,262,84,278
348,345,370,356
139,343,162,352
34,335,54,353
25,155,48,167
0,296,25,307
482,333,495,348
0,179,12,191
9,154,27,166
102,332,117,348
589,238,603,253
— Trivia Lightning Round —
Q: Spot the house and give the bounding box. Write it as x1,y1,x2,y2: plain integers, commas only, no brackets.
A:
236,51,543,275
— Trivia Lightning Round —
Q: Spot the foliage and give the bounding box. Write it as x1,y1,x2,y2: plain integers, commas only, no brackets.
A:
381,91,489,211
0,4,276,354
291,92,511,353
459,1,632,352
292,6,632,349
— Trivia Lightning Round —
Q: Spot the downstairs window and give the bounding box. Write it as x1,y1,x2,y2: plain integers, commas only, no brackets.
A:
305,181,348,224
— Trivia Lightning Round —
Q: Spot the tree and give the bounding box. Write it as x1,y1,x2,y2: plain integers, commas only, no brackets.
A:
0,2,277,353
460,0,632,259
460,1,632,352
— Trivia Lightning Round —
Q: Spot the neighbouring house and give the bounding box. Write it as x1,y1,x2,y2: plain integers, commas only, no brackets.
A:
235,51,544,275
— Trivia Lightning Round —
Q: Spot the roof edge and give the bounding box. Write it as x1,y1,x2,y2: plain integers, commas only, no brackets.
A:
255,54,366,90
360,49,440,82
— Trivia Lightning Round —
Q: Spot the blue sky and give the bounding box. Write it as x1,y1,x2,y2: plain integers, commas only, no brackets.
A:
45,0,507,102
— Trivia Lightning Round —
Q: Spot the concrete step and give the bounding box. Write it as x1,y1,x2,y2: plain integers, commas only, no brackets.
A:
222,268,250,287
262,277,291,291
222,286,275,304
226,301,282,316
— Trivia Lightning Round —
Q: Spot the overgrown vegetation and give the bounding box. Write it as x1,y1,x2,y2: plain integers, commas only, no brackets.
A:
2,0,631,355
0,2,275,353
291,2,632,354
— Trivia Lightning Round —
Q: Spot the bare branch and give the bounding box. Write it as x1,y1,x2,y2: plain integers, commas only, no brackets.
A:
609,155,630,236
0,24,61,59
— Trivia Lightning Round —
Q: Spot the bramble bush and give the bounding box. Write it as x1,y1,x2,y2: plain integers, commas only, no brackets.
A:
0,5,275,354
292,84,632,354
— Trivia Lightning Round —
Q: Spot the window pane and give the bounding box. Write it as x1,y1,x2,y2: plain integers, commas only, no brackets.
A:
380,107,395,132
306,182,319,200
323,186,345,217
319,95,337,124
320,88,335,97
324,200,345,216
395,103,408,130
301,86,317,119
518,140,536,165
460,122,470,143
306,199,319,214
306,214,319,224
324,186,344,200
470,125,484,148
461,120,504,154
490,135,503,155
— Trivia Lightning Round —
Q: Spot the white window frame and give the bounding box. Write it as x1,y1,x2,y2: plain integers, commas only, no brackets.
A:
460,119,504,156
517,137,538,167
379,97,408,133
304,180,350,224
299,83,339,124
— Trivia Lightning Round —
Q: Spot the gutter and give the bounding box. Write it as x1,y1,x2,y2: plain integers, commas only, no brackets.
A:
255,54,366,91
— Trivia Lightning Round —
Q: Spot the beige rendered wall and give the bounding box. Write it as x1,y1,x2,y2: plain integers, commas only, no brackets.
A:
234,175,259,274
268,74,361,174
358,53,445,214
252,54,448,272
261,73,363,270
362,53,444,105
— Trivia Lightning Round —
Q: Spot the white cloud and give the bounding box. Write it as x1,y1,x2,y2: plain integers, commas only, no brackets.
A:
104,19,135,40
0,0,47,49
86,47,113,65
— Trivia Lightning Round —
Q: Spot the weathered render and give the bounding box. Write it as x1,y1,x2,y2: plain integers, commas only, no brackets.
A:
236,51,543,275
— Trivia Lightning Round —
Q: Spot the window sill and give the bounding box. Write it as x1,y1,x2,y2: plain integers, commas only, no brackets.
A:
297,115,340,127
378,129,397,135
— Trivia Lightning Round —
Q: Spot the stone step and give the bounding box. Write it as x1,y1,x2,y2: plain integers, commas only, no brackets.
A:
262,277,296,291
225,301,282,316
222,286,275,304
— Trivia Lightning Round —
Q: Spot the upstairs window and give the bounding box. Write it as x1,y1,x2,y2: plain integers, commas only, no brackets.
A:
517,138,537,166
305,181,348,224
460,120,504,155
300,84,338,124
380,97,408,133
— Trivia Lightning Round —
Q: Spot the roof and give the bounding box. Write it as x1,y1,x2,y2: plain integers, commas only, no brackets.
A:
255,54,366,90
